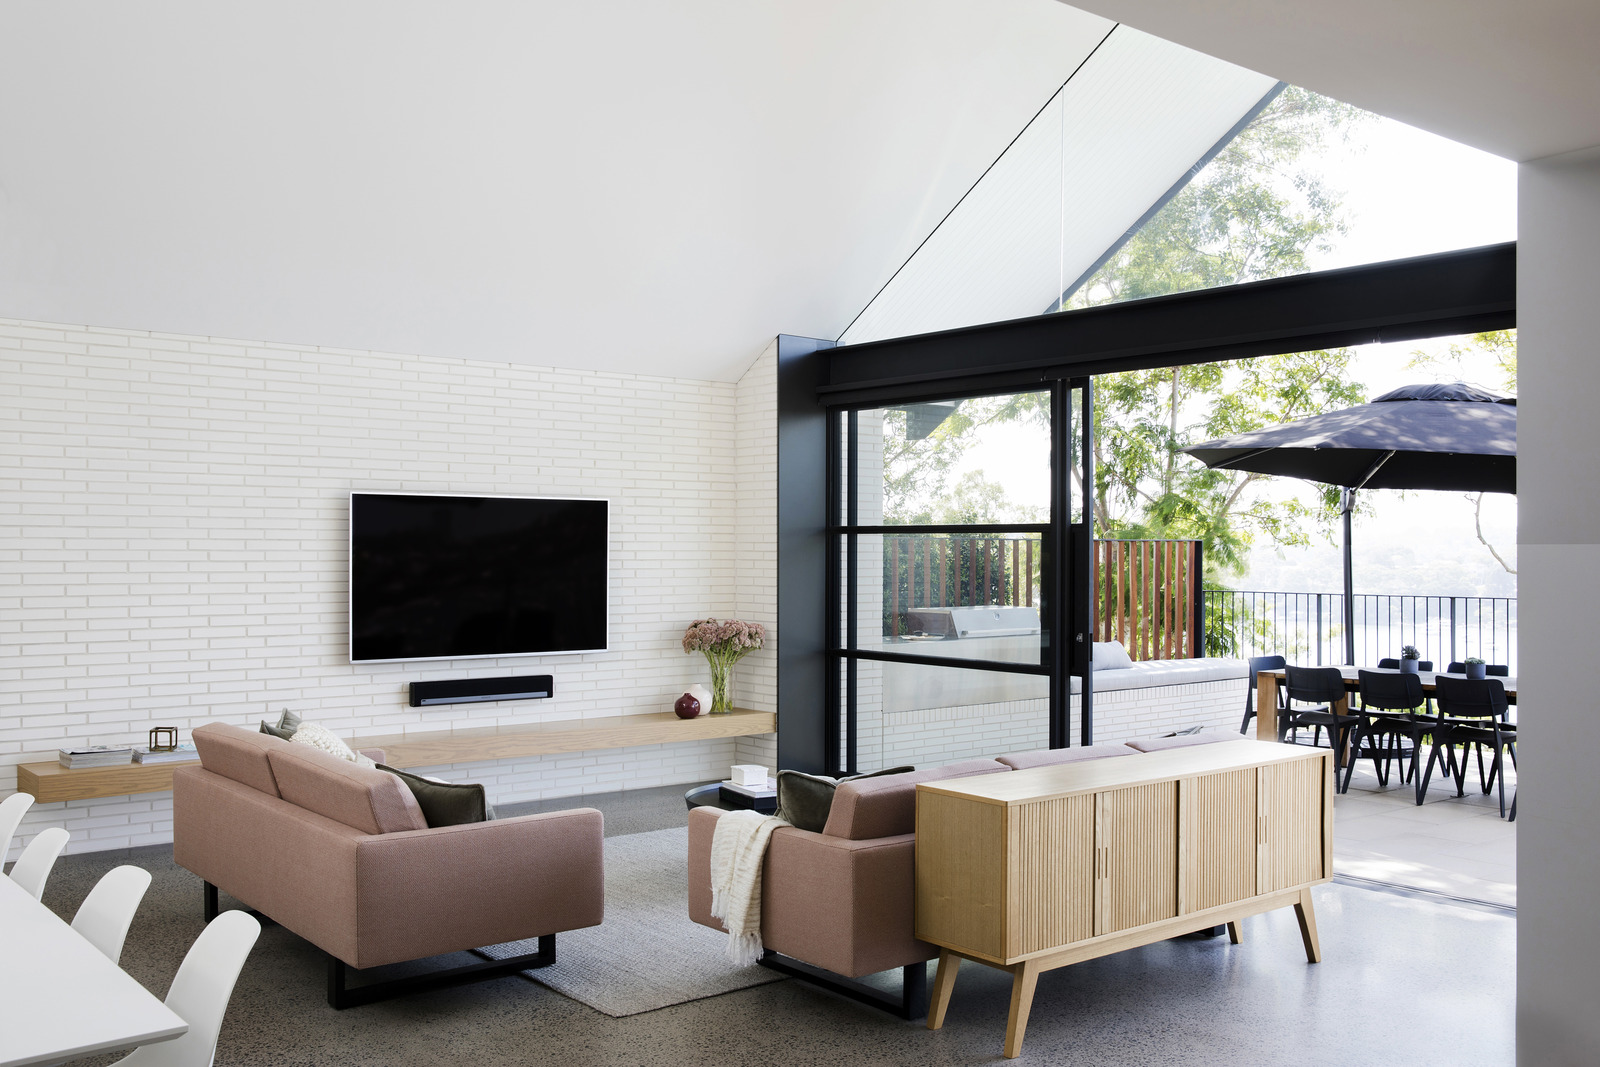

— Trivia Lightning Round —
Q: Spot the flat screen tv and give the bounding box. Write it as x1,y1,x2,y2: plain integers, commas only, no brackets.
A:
349,492,608,663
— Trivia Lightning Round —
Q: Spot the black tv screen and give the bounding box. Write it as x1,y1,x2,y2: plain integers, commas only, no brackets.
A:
349,492,608,662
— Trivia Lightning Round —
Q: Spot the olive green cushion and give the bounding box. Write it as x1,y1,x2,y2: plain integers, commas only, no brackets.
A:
377,764,489,827
774,765,913,833
258,709,301,741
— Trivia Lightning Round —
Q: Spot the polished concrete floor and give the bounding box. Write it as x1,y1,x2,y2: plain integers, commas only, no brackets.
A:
40,780,1515,1067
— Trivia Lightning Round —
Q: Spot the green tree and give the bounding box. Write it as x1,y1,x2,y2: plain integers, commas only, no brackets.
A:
1406,329,1519,574
881,394,1048,524
1068,86,1371,575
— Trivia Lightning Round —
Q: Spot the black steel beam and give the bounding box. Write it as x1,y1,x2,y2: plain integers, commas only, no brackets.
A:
821,243,1516,407
777,334,836,774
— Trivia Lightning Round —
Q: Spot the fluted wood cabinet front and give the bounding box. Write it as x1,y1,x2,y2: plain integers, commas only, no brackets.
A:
915,741,1331,967
918,741,1332,1059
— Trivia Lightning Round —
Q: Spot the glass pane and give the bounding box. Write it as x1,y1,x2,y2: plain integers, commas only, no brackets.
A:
867,531,1044,664
1066,87,1516,312
859,391,1051,527
838,26,1276,345
1069,386,1084,526
855,660,1048,770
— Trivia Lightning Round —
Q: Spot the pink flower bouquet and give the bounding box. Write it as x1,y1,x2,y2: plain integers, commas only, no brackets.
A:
682,618,766,713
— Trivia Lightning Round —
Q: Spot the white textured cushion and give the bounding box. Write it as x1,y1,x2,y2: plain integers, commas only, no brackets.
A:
1093,641,1135,671
289,721,376,767
1070,657,1249,693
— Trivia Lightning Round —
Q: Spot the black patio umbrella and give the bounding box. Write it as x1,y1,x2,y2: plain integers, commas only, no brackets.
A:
1182,382,1516,664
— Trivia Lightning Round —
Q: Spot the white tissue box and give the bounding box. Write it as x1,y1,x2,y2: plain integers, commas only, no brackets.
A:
730,764,768,787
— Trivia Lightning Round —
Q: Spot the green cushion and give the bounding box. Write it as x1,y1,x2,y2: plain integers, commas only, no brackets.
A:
258,709,302,741
774,765,914,833
377,764,489,827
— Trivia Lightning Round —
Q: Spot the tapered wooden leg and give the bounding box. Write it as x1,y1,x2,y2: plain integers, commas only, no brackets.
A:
1003,959,1041,1059
1294,887,1322,963
1226,920,1243,944
926,950,961,1031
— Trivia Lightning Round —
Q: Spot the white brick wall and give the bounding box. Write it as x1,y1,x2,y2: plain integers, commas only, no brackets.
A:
1075,678,1247,745
1,317,778,857
731,341,778,770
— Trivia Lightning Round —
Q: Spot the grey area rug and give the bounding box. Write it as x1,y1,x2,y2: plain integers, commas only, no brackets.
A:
479,825,785,1017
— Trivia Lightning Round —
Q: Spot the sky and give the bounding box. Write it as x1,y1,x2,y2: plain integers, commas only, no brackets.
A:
953,105,1521,601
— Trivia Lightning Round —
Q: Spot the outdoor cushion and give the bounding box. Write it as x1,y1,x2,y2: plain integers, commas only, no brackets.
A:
1071,657,1248,693
1093,640,1135,670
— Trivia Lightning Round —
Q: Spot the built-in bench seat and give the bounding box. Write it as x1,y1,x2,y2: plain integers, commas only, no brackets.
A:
1070,655,1248,693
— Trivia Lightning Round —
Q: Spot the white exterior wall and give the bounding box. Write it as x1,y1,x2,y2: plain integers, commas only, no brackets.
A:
862,677,1245,769
0,317,777,856
1517,146,1600,1066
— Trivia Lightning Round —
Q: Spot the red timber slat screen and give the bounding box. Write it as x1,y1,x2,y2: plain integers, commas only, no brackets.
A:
883,534,1036,638
1094,539,1204,660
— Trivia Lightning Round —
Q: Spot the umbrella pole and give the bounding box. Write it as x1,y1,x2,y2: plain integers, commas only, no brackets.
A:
1342,488,1356,665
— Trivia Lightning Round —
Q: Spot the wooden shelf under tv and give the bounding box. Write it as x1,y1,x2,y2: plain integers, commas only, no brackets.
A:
15,707,777,804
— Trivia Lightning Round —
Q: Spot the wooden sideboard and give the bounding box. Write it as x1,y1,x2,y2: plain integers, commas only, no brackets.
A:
916,740,1332,1058
15,707,777,803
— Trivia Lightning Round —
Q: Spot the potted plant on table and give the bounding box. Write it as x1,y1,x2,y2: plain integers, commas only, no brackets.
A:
1463,656,1488,680
1399,645,1422,674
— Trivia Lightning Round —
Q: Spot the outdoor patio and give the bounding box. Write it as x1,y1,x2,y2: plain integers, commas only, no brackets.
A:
1334,754,1517,909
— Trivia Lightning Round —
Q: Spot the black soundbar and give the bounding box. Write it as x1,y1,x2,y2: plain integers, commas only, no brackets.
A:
409,675,554,707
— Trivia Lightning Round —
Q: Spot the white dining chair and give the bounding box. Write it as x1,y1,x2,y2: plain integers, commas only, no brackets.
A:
9,826,69,900
71,864,154,965
111,910,262,1067
0,791,34,865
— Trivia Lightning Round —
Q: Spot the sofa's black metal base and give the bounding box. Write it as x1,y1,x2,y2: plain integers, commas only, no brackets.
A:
759,950,929,1020
207,878,555,1009
327,937,555,1009
204,880,276,926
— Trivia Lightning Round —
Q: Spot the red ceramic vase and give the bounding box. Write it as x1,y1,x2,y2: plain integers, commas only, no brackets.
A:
674,693,702,719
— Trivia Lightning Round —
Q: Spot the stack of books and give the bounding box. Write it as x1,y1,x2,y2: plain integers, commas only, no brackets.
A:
57,745,134,769
133,742,199,764
718,776,778,814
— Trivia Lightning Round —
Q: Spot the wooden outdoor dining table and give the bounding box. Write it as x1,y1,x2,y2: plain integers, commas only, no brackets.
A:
1254,666,1519,744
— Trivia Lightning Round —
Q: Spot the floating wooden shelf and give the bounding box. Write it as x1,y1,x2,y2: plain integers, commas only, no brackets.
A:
14,707,777,804
16,760,200,804
355,707,776,769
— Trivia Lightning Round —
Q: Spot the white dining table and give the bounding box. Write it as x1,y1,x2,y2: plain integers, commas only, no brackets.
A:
0,871,186,1067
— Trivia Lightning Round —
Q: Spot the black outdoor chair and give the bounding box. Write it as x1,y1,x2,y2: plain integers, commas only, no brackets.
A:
1240,654,1288,735
1420,676,1517,817
1345,670,1435,797
1280,665,1360,791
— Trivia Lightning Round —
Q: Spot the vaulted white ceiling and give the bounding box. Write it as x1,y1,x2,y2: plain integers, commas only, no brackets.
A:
1062,0,1600,163
0,0,1125,381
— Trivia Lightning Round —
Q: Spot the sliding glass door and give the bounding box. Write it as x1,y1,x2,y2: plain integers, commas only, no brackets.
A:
826,382,1093,774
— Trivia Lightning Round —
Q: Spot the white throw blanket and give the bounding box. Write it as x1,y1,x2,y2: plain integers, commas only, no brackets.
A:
708,809,790,966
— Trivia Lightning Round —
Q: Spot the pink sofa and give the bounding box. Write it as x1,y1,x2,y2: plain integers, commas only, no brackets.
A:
174,722,605,1007
687,731,1239,1015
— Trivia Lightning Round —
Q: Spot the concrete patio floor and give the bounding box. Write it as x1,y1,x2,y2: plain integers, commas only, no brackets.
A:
1333,748,1517,908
